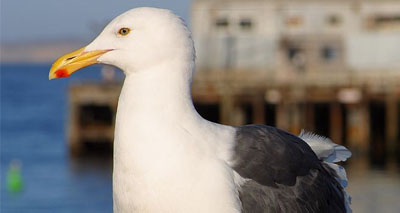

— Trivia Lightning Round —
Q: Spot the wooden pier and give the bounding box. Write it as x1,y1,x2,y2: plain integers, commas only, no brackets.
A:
67,69,400,159
67,82,121,155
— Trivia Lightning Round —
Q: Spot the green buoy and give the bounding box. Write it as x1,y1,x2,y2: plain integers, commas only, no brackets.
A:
6,160,23,193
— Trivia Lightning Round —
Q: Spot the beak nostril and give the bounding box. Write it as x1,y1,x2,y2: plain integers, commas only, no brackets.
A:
66,56,76,61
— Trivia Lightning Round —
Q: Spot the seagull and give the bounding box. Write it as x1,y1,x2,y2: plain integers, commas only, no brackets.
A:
49,7,351,213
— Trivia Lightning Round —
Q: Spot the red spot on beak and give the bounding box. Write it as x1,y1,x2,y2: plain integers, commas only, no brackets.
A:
55,69,70,78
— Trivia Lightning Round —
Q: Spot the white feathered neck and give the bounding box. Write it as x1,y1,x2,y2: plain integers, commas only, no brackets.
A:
112,58,240,212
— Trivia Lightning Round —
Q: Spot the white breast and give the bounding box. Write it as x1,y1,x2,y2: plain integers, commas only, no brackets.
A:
112,72,240,213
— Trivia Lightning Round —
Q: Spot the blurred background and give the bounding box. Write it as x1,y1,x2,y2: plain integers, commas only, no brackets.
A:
1,0,400,212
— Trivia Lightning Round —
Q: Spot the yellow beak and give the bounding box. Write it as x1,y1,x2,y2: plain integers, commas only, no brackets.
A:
49,47,112,80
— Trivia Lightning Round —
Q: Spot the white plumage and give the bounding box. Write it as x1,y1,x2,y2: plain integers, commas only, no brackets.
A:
86,8,242,212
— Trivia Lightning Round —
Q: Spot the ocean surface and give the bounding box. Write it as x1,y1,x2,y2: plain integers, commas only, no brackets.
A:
1,64,400,212
1,64,118,213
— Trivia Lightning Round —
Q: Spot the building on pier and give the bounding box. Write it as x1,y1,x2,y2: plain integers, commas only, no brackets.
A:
190,0,400,158
68,0,400,161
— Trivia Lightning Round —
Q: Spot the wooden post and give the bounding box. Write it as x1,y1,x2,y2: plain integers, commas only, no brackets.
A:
346,103,369,153
220,94,235,125
330,102,343,145
277,102,289,131
386,96,398,155
68,87,83,156
289,104,302,135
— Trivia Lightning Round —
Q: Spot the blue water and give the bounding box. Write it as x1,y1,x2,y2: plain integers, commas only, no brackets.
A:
1,64,120,213
1,64,400,212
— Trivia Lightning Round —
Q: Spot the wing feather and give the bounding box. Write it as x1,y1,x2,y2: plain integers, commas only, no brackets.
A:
232,125,348,213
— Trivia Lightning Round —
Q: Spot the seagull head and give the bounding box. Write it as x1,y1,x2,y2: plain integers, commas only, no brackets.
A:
49,7,194,79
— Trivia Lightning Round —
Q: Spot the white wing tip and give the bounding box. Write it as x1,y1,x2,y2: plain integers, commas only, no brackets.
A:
299,130,352,163
300,130,352,212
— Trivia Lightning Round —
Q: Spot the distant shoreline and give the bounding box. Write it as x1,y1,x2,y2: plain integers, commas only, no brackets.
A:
0,41,86,63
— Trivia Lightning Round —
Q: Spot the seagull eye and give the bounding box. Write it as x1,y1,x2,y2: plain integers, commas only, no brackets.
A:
118,28,131,36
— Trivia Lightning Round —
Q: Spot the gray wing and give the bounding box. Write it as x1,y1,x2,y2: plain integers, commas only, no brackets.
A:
233,125,346,213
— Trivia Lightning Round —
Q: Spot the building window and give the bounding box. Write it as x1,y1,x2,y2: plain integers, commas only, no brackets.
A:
287,46,306,70
366,14,400,29
321,46,337,61
327,15,342,26
375,15,400,24
288,47,301,60
215,18,229,28
239,18,253,30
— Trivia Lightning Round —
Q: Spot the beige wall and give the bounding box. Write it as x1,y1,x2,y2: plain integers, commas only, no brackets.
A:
192,0,400,71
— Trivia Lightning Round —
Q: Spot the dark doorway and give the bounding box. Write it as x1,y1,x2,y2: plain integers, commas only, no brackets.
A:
194,103,220,123
341,104,348,146
82,140,113,156
79,104,114,126
397,102,400,163
264,103,276,126
314,103,330,137
242,103,253,125
369,101,386,166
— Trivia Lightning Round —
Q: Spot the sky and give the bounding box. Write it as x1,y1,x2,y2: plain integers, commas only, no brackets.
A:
0,0,191,43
